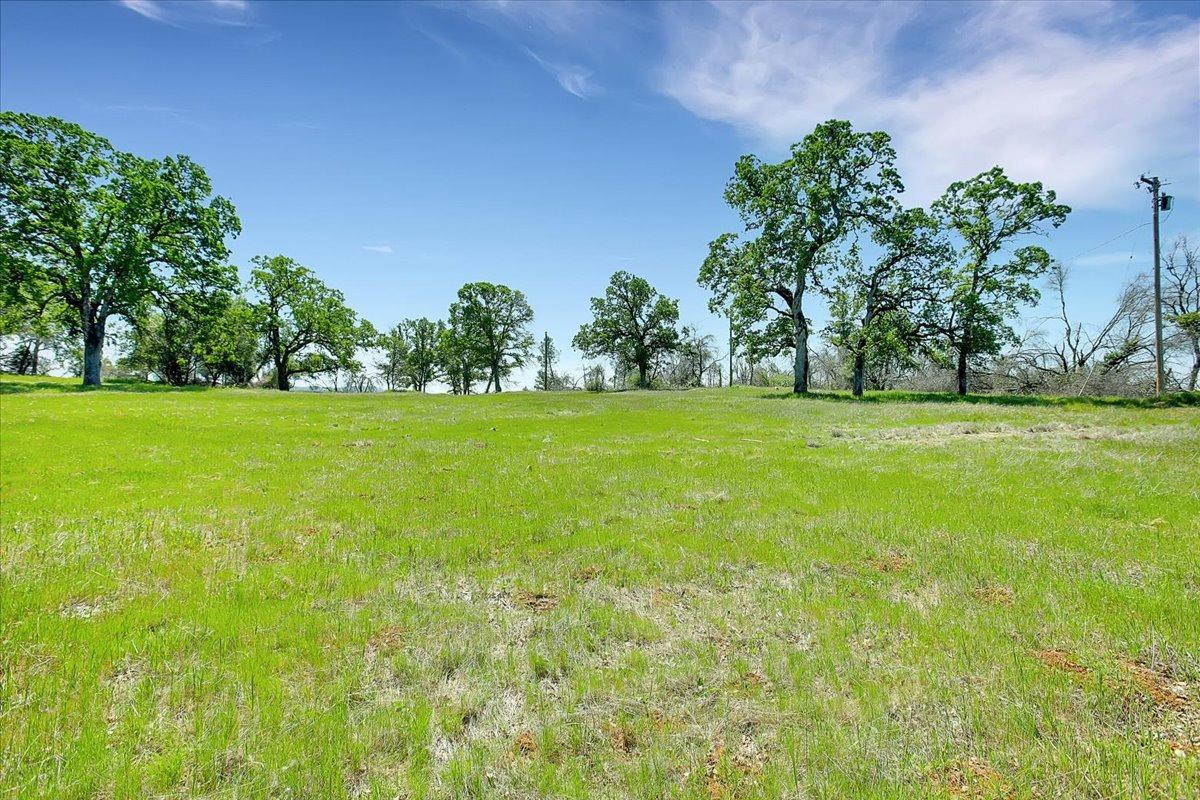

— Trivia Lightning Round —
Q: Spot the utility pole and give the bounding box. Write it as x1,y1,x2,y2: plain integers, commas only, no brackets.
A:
1138,175,1166,396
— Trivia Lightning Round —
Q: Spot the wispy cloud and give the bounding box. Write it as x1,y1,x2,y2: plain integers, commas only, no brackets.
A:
361,244,394,255
657,1,1200,208
119,0,257,28
276,120,324,131
429,1,610,98
525,49,593,99
120,0,174,25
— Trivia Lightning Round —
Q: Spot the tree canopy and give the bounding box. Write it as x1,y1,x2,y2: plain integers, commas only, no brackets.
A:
249,255,373,391
573,271,680,388
447,282,534,393
703,120,902,393
923,167,1071,394
0,112,240,386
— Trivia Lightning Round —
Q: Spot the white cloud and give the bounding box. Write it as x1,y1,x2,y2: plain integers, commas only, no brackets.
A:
361,245,394,254
430,1,610,98
658,1,1200,208
119,0,254,27
458,0,606,37
120,0,173,24
525,49,593,99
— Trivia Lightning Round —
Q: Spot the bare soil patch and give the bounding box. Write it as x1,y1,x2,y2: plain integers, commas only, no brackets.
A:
1033,649,1089,679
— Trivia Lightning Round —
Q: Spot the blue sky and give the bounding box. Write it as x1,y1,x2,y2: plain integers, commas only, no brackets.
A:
2,0,1197,385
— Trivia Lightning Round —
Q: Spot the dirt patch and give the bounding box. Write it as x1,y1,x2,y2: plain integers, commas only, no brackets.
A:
969,586,1014,607
1033,649,1089,679
573,565,600,582
368,625,406,654
607,722,635,754
930,757,1013,799
514,729,538,756
1169,740,1200,757
1121,660,1191,711
704,743,726,799
515,590,558,612
871,554,911,573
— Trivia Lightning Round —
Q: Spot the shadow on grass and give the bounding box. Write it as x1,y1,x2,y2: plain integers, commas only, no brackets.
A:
0,377,208,394
758,389,1199,409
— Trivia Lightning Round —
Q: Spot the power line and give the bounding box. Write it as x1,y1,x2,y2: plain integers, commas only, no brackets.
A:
1062,220,1150,265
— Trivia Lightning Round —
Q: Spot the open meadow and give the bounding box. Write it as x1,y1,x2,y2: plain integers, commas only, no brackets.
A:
1,377,1198,799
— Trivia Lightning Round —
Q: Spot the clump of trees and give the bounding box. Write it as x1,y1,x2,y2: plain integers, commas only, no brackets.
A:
700,120,1073,396
3,112,1194,397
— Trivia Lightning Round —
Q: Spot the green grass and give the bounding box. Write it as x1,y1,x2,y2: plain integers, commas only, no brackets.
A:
2,374,1198,799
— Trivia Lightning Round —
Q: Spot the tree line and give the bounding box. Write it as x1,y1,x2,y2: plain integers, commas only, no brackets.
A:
2,113,1197,394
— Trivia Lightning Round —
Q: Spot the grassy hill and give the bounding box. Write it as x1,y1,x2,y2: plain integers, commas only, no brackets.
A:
2,375,1198,798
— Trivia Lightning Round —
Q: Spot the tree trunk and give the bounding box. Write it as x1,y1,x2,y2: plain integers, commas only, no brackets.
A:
637,361,648,388
275,360,290,391
82,317,106,387
1189,342,1199,391
792,304,808,394
955,345,969,395
852,351,866,397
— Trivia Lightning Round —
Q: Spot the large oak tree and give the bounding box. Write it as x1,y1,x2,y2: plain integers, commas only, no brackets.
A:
0,113,240,386
703,120,901,393
923,167,1070,394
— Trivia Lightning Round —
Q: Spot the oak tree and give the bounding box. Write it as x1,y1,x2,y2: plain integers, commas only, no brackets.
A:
924,167,1070,394
573,271,679,388
0,113,240,386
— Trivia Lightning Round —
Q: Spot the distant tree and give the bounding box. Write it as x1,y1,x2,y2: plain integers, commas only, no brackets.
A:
448,282,534,393
675,325,719,387
249,255,372,391
117,279,239,385
0,275,73,375
437,323,485,395
1004,263,1156,394
195,296,261,386
704,120,902,393
1163,236,1199,390
923,167,1070,394
583,364,606,392
0,113,240,386
374,324,410,391
825,207,949,396
118,308,196,384
573,271,680,388
400,317,443,392
534,332,560,391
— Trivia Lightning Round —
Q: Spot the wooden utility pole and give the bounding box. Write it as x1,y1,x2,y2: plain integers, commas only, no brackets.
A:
1139,175,1165,396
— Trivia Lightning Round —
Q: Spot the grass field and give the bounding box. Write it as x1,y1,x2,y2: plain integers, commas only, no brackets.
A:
2,375,1198,799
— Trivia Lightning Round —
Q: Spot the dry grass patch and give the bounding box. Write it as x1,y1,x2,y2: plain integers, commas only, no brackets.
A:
969,586,1014,606
513,729,538,757
930,757,1014,799
871,553,912,573
514,589,559,612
